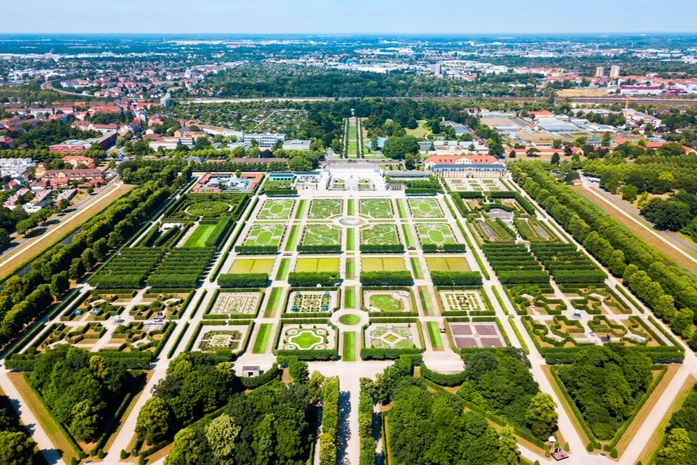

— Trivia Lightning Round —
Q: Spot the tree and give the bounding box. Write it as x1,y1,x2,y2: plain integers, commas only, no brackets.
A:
49,271,69,297
382,135,419,160
657,428,690,464
552,139,562,149
431,120,441,134
551,152,560,165
235,169,242,178
526,147,540,158
526,393,558,439
0,431,35,465
499,425,520,464
601,132,612,147
136,397,172,445
404,153,416,170
166,428,201,465
0,228,9,252
621,184,638,203
205,413,240,460
70,399,103,442
509,149,517,159
289,156,312,171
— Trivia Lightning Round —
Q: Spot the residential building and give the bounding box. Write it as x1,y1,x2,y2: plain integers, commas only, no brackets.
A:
0,158,34,177
161,93,172,109
62,156,95,169
282,140,312,152
595,67,605,78
610,65,621,78
243,133,285,148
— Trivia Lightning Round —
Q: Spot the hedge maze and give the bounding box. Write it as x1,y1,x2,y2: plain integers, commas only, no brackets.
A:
360,199,394,218
530,243,607,284
147,248,216,288
482,243,550,284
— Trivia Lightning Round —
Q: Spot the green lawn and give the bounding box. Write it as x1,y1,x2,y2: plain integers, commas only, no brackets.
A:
417,224,457,246
343,332,357,361
294,200,307,219
295,258,340,273
184,224,216,248
427,322,443,351
301,224,341,246
408,198,444,219
346,228,355,251
361,224,401,246
284,225,300,251
253,324,273,354
309,199,343,219
347,199,356,216
258,199,294,220
339,314,360,325
292,330,323,349
418,287,434,315
410,257,424,279
345,287,356,308
370,294,403,311
396,199,407,219
230,259,276,274
401,224,415,248
243,224,285,247
360,199,393,218
276,258,290,280
264,288,282,318
346,258,355,280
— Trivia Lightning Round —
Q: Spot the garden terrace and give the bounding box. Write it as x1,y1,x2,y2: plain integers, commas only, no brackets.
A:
360,257,406,272
147,247,216,288
285,290,338,314
239,223,285,251
308,199,343,219
359,198,394,219
362,289,415,313
482,243,549,284
257,199,295,220
277,323,337,354
530,243,607,284
473,218,515,242
194,325,251,354
416,224,460,251
407,198,445,218
89,248,165,289
365,323,421,349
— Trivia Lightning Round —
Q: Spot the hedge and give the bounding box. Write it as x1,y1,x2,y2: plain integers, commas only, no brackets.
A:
275,349,338,361
430,271,482,286
288,272,339,287
419,363,466,386
422,243,467,254
360,271,413,287
360,244,405,254
360,347,423,360
405,188,440,195
265,188,298,196
297,245,342,254
218,273,269,288
235,245,278,254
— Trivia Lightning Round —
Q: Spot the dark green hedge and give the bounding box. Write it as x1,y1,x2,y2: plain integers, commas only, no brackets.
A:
218,273,269,288
430,271,482,286
360,271,413,287
288,272,340,287
360,347,424,360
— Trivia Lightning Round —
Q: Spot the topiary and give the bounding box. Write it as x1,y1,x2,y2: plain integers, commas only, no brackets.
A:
120,450,129,460
97,450,105,459
563,442,569,452
586,442,594,452
611,448,618,459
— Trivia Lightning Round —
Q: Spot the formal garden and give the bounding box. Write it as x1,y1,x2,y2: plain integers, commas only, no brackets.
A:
294,257,340,273
242,224,285,247
300,224,342,246
449,322,505,348
360,223,401,246
208,292,261,316
278,324,336,350
195,326,249,354
308,199,343,219
359,198,394,218
285,290,338,313
228,258,276,274
416,223,457,246
257,198,295,219
365,324,420,349
407,198,445,218
363,290,412,312
438,289,487,313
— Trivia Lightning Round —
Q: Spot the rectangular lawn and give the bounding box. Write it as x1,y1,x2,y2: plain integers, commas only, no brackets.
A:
276,259,291,280
264,288,283,318
346,228,355,251
229,259,276,274
425,257,470,272
309,199,343,219
253,324,273,354
345,288,356,308
184,224,216,248
346,258,355,279
361,257,405,272
427,322,444,351
408,198,444,219
284,225,300,251
360,199,394,218
295,257,340,273
410,257,424,279
243,224,285,247
343,332,357,361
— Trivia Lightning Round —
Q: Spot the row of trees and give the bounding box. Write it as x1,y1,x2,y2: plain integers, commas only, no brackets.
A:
655,384,697,465
0,394,35,465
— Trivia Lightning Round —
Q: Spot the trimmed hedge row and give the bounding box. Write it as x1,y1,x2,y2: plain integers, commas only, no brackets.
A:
360,244,405,254
235,245,278,254
218,273,269,288
239,365,281,389
422,243,467,253
360,271,413,287
275,349,338,361
360,347,423,360
288,272,340,287
419,363,466,386
430,271,482,286
297,245,342,254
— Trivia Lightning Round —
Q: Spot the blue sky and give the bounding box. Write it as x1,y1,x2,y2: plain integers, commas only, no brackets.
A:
4,0,697,34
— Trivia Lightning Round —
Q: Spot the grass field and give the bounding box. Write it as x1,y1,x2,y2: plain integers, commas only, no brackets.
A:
284,225,300,251
276,258,290,280
339,314,360,325
253,324,273,354
360,199,394,218
343,332,357,361
258,199,294,220
410,257,424,279
264,288,283,318
417,224,457,246
401,224,415,248
243,224,285,247
294,200,307,219
370,294,404,311
9,373,81,464
229,258,276,274
362,257,406,272
345,287,356,308
361,224,401,245
408,198,444,219
418,287,434,315
347,199,356,216
346,258,355,279
346,228,355,251
396,199,407,219
301,224,341,246
0,182,132,281
426,322,443,350
309,199,343,219
183,224,217,247
295,257,340,273
425,257,470,272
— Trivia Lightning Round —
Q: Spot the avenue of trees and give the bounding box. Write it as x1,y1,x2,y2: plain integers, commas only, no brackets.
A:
0,394,35,465
655,385,697,465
